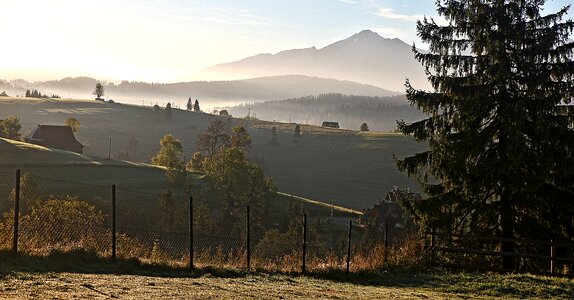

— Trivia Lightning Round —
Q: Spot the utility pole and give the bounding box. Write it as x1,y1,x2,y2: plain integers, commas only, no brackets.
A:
108,136,112,160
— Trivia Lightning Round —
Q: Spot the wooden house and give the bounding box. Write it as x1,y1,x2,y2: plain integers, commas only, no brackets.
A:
25,125,84,154
322,121,340,128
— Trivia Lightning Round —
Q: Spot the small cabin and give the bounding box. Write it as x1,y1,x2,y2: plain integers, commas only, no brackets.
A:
359,187,422,229
25,125,84,154
322,121,340,128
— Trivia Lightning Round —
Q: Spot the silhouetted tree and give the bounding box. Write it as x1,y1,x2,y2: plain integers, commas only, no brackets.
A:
193,99,200,112
219,110,229,117
292,124,301,145
186,97,192,111
360,123,369,131
93,83,105,100
396,0,574,269
165,102,173,120
196,119,230,157
269,126,280,145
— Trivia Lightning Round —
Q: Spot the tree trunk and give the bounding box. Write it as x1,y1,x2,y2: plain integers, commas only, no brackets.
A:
500,191,515,270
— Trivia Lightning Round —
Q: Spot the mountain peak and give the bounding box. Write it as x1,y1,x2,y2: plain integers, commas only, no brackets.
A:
356,29,380,38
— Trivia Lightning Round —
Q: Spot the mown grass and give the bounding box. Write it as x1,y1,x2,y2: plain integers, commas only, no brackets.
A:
1,250,573,299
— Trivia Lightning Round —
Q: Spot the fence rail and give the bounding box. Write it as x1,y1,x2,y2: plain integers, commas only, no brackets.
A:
427,231,574,275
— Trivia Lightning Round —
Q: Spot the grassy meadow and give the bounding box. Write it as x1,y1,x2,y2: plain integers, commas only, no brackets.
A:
1,253,573,300
0,96,427,210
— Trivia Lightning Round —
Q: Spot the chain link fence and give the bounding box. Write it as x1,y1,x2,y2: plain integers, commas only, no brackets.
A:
0,169,412,274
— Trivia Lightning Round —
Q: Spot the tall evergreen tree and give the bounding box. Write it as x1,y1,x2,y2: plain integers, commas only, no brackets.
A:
193,99,200,112
186,97,192,111
396,1,574,268
165,102,173,120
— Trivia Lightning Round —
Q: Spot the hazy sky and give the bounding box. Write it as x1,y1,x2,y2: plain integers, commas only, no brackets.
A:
1,0,572,83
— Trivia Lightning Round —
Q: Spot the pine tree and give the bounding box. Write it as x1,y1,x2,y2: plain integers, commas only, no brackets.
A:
396,1,574,269
292,124,301,145
360,123,369,131
165,102,173,120
269,126,280,145
186,97,192,111
193,99,200,112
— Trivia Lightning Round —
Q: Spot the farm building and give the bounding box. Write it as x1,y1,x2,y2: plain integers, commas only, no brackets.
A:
359,187,422,229
25,125,84,154
322,121,340,128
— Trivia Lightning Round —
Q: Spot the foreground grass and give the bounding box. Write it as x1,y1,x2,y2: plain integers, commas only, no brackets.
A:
1,251,573,299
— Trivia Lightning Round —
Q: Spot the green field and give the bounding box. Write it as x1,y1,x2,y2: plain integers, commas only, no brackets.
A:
0,137,358,218
0,96,427,210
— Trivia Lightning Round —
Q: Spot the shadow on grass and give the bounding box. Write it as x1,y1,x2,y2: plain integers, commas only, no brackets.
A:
1,250,573,299
0,249,438,286
0,250,245,279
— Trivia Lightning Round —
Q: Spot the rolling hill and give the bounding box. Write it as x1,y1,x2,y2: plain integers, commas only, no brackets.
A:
223,93,425,132
0,96,427,210
0,75,394,108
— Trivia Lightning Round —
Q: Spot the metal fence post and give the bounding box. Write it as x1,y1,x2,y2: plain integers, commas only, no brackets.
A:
12,169,20,256
246,205,251,272
430,229,435,265
384,223,389,263
550,239,555,274
346,220,352,277
111,184,117,261
302,213,307,274
189,195,194,271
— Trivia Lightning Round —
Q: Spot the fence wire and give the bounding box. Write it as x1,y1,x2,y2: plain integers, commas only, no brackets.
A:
0,169,410,273
17,174,112,255
116,187,189,263
0,171,14,251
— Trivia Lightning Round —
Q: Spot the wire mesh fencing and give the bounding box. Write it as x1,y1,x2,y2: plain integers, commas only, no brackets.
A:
0,171,14,251
14,173,112,255
116,187,190,265
0,168,414,275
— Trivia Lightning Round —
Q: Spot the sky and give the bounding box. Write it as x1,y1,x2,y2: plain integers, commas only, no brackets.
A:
1,0,572,83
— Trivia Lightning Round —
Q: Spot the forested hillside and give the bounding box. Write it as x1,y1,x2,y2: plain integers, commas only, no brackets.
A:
224,94,425,132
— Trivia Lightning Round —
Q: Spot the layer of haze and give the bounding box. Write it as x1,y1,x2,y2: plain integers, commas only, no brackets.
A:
1,0,571,83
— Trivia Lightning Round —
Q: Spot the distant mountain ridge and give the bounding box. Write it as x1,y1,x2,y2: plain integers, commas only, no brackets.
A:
198,30,430,92
0,75,395,107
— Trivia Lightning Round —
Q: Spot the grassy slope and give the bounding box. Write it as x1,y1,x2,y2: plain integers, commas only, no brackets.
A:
0,96,428,210
0,137,356,216
1,271,573,299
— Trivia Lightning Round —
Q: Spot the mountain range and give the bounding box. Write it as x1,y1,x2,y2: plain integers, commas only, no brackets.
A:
0,75,394,108
0,30,430,109
197,30,430,92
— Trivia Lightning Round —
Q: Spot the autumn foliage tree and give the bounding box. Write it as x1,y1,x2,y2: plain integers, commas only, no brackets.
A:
151,134,184,171
65,118,81,132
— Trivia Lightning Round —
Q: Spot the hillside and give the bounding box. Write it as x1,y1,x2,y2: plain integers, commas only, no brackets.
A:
0,96,427,210
0,75,394,108
223,93,425,132
198,30,430,92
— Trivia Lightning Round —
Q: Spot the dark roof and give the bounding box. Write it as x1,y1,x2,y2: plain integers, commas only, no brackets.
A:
26,125,83,148
322,121,340,128
384,190,423,203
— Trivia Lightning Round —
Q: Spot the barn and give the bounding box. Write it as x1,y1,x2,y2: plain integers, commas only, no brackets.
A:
25,125,84,154
322,121,340,128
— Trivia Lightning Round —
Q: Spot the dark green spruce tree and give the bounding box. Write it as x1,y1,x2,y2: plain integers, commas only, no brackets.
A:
397,1,574,268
